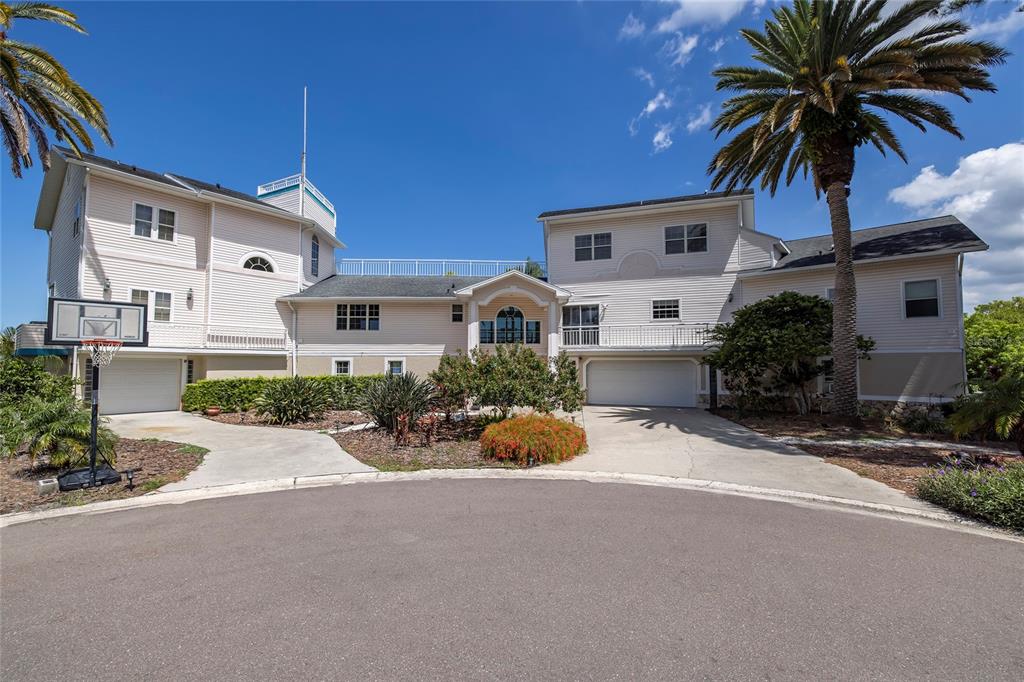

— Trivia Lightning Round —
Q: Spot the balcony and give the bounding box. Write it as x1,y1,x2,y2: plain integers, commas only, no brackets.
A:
560,324,711,350
256,174,335,214
336,258,546,278
147,324,288,352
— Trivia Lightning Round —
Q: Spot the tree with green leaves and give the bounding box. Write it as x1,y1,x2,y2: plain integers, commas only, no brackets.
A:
708,0,1007,419
1,2,111,177
964,297,1024,388
706,291,874,415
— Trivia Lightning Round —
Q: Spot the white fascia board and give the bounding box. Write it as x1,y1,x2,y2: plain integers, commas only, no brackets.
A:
453,268,571,297
536,195,746,225
278,296,457,303
736,246,990,279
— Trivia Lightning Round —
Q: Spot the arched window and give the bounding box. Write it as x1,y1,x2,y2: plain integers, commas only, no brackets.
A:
311,235,320,278
495,306,524,344
243,255,274,272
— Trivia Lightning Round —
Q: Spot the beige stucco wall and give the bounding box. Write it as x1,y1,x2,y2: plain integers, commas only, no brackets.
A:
201,354,289,379
858,351,964,400
295,354,442,377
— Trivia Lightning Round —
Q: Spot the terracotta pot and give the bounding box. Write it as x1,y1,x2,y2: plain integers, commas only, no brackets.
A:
205,406,221,417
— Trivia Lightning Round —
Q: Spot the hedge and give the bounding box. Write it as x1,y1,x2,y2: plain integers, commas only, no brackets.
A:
480,414,587,465
181,374,384,412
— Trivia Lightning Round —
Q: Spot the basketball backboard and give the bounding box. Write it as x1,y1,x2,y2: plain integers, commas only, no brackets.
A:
45,297,149,347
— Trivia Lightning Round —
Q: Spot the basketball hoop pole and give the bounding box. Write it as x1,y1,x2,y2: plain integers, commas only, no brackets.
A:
89,360,100,487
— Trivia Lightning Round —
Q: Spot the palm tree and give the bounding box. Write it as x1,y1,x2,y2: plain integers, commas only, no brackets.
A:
0,2,111,177
707,0,1007,419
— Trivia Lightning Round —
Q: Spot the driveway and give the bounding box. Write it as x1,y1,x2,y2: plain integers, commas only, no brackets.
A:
3,480,1020,680
107,411,374,490
556,406,929,509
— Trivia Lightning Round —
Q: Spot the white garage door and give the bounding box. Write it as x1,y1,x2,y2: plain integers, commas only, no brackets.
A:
98,357,181,415
587,360,697,408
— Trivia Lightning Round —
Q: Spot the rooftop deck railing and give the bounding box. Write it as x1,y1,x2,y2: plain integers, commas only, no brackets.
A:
256,174,335,213
336,258,546,278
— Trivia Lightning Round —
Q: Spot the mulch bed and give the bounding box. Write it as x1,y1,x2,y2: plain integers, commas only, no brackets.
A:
1,439,206,515
721,410,1021,495
333,418,519,471
205,409,369,431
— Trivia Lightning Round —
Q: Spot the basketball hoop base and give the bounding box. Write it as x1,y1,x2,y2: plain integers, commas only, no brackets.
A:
57,465,122,491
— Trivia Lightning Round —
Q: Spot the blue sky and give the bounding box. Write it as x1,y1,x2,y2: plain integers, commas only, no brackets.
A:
3,1,1023,328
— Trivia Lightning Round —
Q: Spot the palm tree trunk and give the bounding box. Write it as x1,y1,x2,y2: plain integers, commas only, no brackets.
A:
825,181,860,420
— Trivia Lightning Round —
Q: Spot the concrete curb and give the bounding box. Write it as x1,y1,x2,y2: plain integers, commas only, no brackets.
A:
2,468,1020,542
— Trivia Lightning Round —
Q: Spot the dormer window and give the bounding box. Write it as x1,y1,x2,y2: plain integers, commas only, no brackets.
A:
575,233,612,261
311,235,320,278
243,255,274,272
665,224,707,254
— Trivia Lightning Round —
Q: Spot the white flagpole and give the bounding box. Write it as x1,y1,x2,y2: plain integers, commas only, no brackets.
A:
300,86,307,216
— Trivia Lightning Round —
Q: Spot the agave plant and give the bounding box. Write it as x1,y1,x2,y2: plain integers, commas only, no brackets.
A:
949,373,1024,454
0,395,117,468
359,373,436,445
253,376,330,425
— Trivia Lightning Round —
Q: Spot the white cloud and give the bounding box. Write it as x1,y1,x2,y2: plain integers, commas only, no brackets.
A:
686,102,713,133
655,0,749,33
633,67,656,88
888,142,1024,310
619,13,646,40
662,32,699,67
968,7,1024,43
709,37,726,53
629,90,673,137
653,123,675,153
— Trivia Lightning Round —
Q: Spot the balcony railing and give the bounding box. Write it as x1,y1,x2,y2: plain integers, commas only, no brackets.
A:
560,324,710,349
148,324,288,351
336,258,546,278
256,174,335,213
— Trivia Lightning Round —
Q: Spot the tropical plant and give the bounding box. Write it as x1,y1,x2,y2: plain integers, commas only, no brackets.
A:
479,414,587,466
1,326,15,358
359,372,436,445
1,2,112,177
706,292,874,415
0,353,75,408
522,257,545,279
948,373,1024,454
254,376,330,425
917,455,1024,531
429,352,476,420
0,395,116,468
471,345,557,418
708,0,1007,419
964,297,1024,388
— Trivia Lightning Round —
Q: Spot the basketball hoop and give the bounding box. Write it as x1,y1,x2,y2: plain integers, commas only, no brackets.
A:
82,338,122,367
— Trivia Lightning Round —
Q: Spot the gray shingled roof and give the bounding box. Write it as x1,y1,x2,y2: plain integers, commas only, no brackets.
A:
281,275,489,299
55,147,298,217
537,189,753,219
770,216,987,271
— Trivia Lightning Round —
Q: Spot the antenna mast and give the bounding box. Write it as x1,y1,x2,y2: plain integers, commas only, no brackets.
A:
300,86,307,216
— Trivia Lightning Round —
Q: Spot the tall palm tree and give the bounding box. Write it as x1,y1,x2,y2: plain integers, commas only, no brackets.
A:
707,0,1007,419
0,2,111,177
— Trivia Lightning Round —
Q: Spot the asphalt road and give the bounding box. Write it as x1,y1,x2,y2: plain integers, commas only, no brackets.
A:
2,480,1022,680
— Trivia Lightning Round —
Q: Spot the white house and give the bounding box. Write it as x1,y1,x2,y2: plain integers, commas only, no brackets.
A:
20,148,987,413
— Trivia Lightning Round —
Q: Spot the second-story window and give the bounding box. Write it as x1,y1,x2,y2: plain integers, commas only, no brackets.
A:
575,232,612,261
903,279,940,318
131,288,172,322
652,299,680,320
243,256,274,272
665,224,708,254
337,303,380,330
311,235,320,278
134,204,175,242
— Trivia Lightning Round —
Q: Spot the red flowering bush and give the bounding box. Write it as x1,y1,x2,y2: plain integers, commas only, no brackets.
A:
480,415,587,465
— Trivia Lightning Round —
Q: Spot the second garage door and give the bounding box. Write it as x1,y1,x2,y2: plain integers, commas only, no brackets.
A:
587,360,697,408
97,357,181,415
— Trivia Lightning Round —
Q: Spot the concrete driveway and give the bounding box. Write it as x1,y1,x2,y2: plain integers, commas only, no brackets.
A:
556,406,929,509
107,412,374,490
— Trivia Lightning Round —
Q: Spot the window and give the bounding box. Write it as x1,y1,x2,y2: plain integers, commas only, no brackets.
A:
495,306,525,343
562,304,600,345
451,304,464,322
386,358,405,375
826,287,836,301
131,288,172,322
652,299,680,320
574,232,612,261
526,320,541,344
333,359,352,376
311,235,319,278
186,359,195,384
665,223,708,254
133,203,174,242
480,320,495,343
904,279,940,318
243,256,274,272
336,303,380,330
83,358,94,403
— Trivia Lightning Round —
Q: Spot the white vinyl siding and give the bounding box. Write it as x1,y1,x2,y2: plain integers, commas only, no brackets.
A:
47,163,86,298
742,255,961,351
566,273,741,327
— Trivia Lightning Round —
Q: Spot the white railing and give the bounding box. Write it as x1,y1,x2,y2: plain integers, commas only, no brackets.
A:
336,258,546,278
256,174,335,213
149,324,288,351
560,324,710,349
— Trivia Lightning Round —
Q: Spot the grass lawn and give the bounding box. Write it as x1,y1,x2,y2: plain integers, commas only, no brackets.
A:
1,439,208,514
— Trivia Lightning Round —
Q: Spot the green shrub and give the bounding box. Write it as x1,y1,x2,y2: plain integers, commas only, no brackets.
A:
181,374,384,412
429,352,475,419
917,457,1024,531
0,355,76,408
551,353,585,413
948,373,1024,453
0,395,117,468
254,376,331,425
479,414,587,465
359,372,436,444
471,346,556,418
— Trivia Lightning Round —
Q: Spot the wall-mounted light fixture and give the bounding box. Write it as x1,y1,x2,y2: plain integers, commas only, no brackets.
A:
727,293,734,303
102,278,111,295
186,288,194,303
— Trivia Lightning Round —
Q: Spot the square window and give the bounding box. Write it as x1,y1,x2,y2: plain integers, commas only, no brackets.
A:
451,304,464,322
686,224,708,252
134,204,153,238
652,299,680,320
574,233,611,261
904,280,939,318
131,289,148,306
334,360,351,376
480,321,494,343
526,321,541,344
387,360,404,375
826,288,836,301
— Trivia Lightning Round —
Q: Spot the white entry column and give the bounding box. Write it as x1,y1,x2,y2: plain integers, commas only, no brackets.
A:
467,300,480,353
547,303,560,361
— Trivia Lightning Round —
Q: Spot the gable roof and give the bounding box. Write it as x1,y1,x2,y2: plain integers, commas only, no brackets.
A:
537,189,753,220
452,268,571,298
766,216,987,272
280,275,488,300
